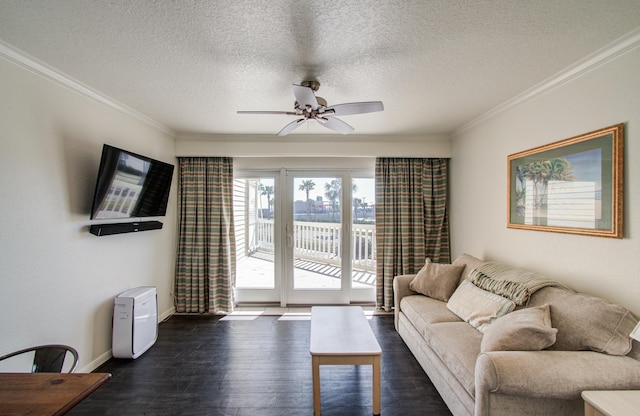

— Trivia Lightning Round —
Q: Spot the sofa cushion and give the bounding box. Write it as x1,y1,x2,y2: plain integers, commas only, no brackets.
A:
452,253,485,282
447,280,516,333
528,287,637,355
481,304,557,352
409,258,464,301
400,295,462,337
423,322,483,398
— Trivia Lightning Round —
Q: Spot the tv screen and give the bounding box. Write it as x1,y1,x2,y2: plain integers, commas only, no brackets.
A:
90,144,174,220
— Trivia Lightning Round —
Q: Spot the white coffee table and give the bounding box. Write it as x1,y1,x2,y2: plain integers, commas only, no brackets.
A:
310,306,382,416
582,390,640,416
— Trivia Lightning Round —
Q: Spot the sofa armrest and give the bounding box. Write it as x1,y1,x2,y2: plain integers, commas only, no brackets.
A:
393,274,417,330
475,350,640,416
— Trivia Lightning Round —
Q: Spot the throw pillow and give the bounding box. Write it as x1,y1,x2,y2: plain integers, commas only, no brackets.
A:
480,304,557,352
452,253,485,281
409,259,464,302
446,280,516,333
528,286,637,356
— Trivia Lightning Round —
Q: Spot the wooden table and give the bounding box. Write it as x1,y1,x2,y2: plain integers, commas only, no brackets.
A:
310,306,382,416
582,390,640,416
0,372,111,416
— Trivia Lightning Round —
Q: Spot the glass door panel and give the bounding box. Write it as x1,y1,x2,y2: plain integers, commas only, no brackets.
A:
286,174,348,304
233,175,280,303
293,177,342,290
351,177,376,302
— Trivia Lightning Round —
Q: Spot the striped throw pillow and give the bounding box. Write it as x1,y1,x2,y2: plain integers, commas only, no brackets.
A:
446,280,516,332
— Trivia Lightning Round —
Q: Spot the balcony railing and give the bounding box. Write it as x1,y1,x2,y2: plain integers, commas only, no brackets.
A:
254,219,376,272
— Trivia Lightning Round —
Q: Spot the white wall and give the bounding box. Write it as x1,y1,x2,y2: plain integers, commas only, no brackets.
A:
0,58,177,371
175,134,452,158
450,47,640,315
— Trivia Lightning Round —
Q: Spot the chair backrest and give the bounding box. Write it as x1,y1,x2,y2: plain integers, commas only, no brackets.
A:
0,344,79,373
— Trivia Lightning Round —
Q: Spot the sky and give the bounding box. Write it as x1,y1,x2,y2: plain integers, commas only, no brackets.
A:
293,177,375,203
255,177,376,207
564,148,602,185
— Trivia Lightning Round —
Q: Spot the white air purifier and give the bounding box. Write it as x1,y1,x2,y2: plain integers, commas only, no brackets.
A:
112,286,158,359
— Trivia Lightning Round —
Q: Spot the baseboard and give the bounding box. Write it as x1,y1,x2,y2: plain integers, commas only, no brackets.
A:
80,349,113,373
159,306,175,322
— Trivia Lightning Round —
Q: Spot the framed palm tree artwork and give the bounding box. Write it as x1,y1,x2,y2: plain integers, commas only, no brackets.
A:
508,123,624,238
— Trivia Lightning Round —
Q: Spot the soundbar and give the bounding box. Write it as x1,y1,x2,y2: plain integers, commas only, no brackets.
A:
89,221,163,236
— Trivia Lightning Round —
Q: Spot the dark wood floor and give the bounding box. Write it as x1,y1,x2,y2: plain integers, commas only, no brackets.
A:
70,314,452,416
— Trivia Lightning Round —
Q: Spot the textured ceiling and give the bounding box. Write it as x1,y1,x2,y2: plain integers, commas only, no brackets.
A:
1,0,640,137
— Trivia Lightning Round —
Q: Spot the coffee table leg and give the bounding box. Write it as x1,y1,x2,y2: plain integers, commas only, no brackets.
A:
312,355,321,416
373,355,381,416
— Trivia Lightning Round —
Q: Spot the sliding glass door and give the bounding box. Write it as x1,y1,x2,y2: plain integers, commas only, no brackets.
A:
234,169,375,305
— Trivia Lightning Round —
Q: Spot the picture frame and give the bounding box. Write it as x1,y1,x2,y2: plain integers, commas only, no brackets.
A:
507,123,624,238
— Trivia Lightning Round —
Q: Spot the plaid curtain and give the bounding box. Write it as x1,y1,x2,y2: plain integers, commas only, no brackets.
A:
174,157,236,313
375,158,450,311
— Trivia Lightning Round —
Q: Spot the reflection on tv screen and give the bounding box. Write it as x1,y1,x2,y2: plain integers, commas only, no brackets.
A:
93,154,150,219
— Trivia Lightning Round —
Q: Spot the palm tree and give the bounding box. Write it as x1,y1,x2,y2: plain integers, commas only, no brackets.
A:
353,197,362,220
259,184,274,217
324,179,341,220
519,158,575,224
540,158,575,204
515,164,530,217
298,179,315,220
521,161,548,222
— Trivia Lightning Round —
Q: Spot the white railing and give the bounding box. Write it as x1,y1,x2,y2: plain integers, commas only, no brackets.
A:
255,219,274,253
254,219,376,272
352,224,376,271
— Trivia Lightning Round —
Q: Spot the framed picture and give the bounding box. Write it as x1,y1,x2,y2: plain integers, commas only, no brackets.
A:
507,123,624,238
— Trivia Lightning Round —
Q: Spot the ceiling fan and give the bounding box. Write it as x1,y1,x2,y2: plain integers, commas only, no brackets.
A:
237,81,384,136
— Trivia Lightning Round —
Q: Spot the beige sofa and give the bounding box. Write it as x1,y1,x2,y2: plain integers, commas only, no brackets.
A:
394,253,640,416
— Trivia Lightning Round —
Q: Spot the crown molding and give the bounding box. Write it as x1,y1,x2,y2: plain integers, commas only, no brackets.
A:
0,40,175,136
176,133,450,142
175,137,452,158
454,27,640,136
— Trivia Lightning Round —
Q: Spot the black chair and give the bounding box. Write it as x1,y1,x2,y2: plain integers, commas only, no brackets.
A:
0,344,79,373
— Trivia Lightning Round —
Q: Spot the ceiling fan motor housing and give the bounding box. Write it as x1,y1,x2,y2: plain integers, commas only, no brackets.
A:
295,96,328,113
238,79,383,136
301,80,321,91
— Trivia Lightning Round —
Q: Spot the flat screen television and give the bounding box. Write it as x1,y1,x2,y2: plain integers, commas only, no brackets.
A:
90,144,174,220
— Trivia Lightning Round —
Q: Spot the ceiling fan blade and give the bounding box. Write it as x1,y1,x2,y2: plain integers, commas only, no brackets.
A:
277,119,306,136
237,111,297,115
318,117,354,135
292,84,319,109
325,101,384,116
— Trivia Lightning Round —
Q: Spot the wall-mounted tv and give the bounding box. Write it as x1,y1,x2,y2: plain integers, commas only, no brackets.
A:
90,144,174,220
